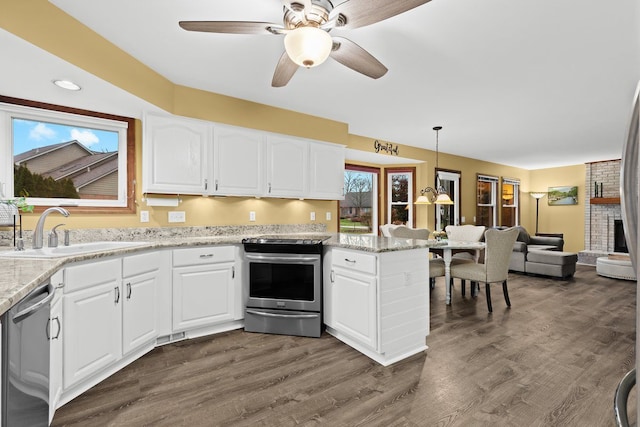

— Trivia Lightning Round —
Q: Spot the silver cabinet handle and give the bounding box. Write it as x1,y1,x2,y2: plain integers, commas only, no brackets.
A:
126,282,132,300
114,286,120,304
199,253,214,258
48,316,61,340
345,258,356,264
204,179,208,191
232,266,235,279
330,269,335,283
268,182,272,193
215,179,219,191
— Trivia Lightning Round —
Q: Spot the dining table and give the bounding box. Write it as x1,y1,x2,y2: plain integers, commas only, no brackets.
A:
430,240,486,304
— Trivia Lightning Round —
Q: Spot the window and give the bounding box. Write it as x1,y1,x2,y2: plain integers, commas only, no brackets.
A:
501,178,520,227
0,96,135,212
340,165,379,234
476,174,498,227
436,169,461,230
386,168,415,227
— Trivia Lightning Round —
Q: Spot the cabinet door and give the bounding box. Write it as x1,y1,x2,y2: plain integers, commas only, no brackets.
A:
63,280,122,389
332,267,377,350
308,141,345,200
143,113,210,194
172,263,235,331
213,125,264,196
122,271,158,355
266,135,307,197
49,284,63,421
63,259,122,389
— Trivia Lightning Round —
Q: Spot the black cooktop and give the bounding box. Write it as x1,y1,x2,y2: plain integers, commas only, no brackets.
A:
241,237,325,254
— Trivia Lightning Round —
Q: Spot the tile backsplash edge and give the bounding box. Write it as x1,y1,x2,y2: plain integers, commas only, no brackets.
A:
0,224,327,247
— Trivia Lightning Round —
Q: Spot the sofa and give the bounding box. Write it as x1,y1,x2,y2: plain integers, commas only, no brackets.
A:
504,226,577,278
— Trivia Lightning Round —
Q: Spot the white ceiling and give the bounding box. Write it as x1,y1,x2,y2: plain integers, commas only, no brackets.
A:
4,0,640,170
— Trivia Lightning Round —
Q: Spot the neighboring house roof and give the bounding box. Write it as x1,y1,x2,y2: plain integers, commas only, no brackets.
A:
14,140,117,193
14,140,94,164
342,191,372,209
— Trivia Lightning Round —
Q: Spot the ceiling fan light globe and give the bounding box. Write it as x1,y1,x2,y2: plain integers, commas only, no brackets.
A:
284,27,332,68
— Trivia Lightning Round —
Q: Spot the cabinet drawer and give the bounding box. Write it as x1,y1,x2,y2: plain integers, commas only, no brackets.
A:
173,246,235,267
122,251,160,277
332,249,376,275
64,258,121,293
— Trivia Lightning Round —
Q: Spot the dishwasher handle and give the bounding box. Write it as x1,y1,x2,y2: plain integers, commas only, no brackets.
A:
12,283,55,324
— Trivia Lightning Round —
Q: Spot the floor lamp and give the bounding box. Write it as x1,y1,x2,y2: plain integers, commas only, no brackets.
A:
530,192,546,234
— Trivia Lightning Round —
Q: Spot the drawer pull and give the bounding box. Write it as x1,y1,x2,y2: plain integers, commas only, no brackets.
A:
345,258,356,264
199,254,214,258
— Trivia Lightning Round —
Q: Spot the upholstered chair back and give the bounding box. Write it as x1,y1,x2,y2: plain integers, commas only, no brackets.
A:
445,225,486,242
388,225,431,240
484,227,519,282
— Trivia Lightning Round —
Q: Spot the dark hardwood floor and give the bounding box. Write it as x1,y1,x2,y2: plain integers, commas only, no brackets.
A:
52,264,636,426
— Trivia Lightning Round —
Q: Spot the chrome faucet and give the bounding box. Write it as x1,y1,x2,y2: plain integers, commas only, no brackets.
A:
33,207,70,249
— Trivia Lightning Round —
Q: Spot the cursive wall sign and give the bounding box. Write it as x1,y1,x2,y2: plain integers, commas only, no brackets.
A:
373,140,400,156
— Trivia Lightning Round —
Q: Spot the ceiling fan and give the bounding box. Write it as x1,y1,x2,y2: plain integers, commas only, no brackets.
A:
179,0,431,87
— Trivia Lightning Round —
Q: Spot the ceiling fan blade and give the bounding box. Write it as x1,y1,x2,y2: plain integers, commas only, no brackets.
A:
331,0,431,29
179,21,282,35
272,52,299,87
330,37,388,79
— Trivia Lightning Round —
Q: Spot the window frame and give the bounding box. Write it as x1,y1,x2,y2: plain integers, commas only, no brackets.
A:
341,164,380,235
0,95,135,214
435,168,461,230
385,167,416,227
501,177,520,226
476,174,499,227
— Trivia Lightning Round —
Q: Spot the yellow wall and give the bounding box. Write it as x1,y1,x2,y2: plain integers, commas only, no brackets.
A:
0,0,591,251
530,164,586,253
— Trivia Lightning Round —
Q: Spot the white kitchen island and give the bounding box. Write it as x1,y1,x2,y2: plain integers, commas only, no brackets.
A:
322,233,441,366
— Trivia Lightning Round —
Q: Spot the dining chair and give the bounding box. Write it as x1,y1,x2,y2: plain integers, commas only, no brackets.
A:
449,227,519,312
445,224,486,295
387,225,443,288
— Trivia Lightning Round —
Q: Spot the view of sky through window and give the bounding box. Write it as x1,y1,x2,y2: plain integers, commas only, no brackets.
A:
13,118,118,155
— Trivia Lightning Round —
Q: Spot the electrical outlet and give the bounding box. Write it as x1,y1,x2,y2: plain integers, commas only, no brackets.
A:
140,210,149,223
168,211,186,223
326,212,332,221
310,211,316,221
249,211,256,222
461,216,466,224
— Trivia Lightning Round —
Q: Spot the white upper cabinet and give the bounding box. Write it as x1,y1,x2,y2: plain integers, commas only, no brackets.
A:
266,134,307,198
143,113,210,194
212,125,265,196
142,112,345,200
308,141,345,200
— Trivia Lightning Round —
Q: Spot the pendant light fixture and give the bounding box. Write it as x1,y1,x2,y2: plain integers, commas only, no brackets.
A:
415,126,454,205
284,26,333,68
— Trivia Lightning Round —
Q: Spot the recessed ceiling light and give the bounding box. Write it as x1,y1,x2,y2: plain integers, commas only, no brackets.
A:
53,79,81,91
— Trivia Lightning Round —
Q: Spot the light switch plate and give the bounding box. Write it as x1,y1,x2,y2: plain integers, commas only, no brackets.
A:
326,212,332,221
310,212,316,221
140,210,149,223
168,211,186,223
249,211,256,222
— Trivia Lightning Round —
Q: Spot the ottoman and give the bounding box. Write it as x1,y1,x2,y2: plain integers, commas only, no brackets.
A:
525,250,578,278
596,255,636,280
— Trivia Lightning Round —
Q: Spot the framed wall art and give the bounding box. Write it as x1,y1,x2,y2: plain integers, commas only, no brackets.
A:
548,186,578,205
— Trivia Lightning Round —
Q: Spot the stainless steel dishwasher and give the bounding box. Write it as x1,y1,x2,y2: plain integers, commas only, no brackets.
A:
2,281,56,427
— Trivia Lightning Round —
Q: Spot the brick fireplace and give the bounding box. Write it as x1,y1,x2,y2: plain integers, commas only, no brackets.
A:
580,159,623,264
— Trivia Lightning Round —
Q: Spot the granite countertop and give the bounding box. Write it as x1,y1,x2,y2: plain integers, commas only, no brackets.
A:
0,231,445,316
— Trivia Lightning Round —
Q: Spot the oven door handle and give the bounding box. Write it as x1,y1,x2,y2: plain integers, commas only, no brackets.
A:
244,254,320,263
246,309,319,319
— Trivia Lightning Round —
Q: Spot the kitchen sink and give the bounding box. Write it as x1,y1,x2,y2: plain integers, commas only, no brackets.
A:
0,241,150,259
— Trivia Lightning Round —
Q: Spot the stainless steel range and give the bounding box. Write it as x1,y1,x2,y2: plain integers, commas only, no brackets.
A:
242,237,324,338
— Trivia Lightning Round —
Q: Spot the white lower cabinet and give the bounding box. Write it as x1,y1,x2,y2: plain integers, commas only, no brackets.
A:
172,246,236,332
62,251,169,391
49,270,64,424
63,258,122,390
324,247,430,366
328,249,377,350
